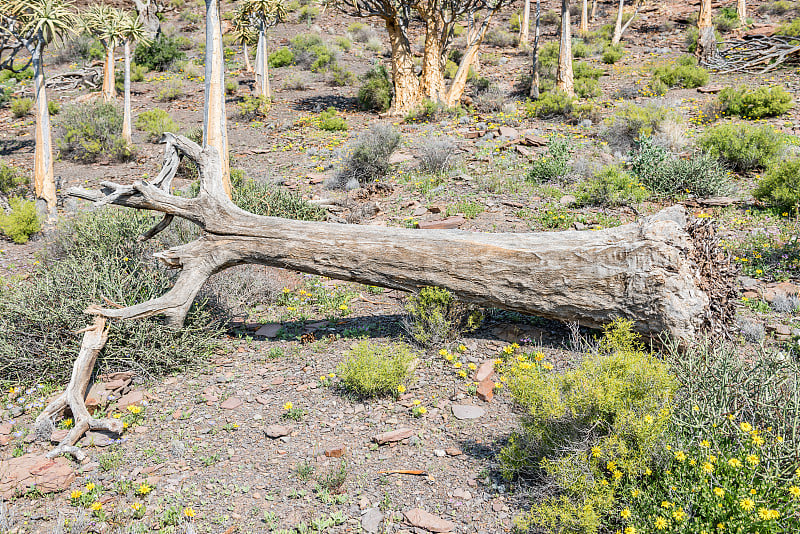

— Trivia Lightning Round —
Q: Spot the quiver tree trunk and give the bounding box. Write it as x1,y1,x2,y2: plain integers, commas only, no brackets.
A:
203,0,231,198
737,0,746,26
254,27,271,99
696,0,717,63
133,0,161,40
243,42,253,73
420,19,447,103
32,43,57,220
612,0,624,44
102,42,116,101
556,0,573,95
49,133,734,455
122,40,133,144
580,0,588,33
529,0,541,98
520,0,530,46
386,19,421,114
446,10,496,107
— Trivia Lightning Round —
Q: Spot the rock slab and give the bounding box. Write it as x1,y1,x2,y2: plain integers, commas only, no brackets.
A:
0,454,75,498
362,508,385,533
373,428,414,445
404,508,456,532
452,404,485,420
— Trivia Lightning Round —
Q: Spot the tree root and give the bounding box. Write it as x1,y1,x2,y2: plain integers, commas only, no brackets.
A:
34,317,123,461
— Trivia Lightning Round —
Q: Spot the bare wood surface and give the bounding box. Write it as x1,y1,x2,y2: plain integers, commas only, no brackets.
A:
708,35,800,73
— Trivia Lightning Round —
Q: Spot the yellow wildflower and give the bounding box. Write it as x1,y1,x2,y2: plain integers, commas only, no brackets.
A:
654,516,668,530
396,385,406,394
90,501,102,511
740,498,755,511
714,487,725,498
620,508,631,519
746,454,759,466
283,402,293,410
184,507,196,518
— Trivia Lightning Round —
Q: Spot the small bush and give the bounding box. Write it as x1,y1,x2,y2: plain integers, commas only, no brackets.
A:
484,29,516,47
602,44,623,64
318,106,347,131
336,340,417,398
58,101,133,162
283,74,308,90
135,109,179,142
365,37,383,52
576,165,648,206
156,78,183,101
334,36,351,51
418,136,458,175
575,77,601,98
0,68,33,84
133,35,186,71
297,4,319,22
403,287,482,347
717,85,794,119
697,122,785,171
0,197,40,244
715,6,741,32
330,123,400,189
753,158,800,213
526,136,573,183
777,17,800,36
348,22,374,43
473,86,505,113
601,101,681,150
225,80,237,95
523,91,575,119
230,173,326,220
405,99,445,122
650,55,709,89
48,101,60,115
572,39,590,58
290,34,337,72
10,97,32,118
357,64,392,112
54,34,100,64
237,95,271,119
130,63,148,82
328,65,356,86
0,161,27,196
268,47,294,68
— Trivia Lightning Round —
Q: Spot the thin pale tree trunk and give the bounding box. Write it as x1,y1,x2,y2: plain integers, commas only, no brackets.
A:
254,27,270,99
122,40,133,144
556,0,574,95
32,44,57,220
243,42,253,73
519,0,530,46
580,0,588,33
446,12,496,107
102,43,116,101
386,20,421,114
612,0,624,45
204,0,231,198
696,0,716,63
737,0,746,26
590,0,597,22
529,0,540,98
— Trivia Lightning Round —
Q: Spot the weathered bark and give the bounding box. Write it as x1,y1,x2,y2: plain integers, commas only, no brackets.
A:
386,19,421,114
519,0,530,46
529,0,540,98
590,0,597,22
133,0,161,40
696,0,716,63
102,43,116,101
612,0,624,45
737,0,746,26
32,43,57,220
204,0,231,198
243,42,253,73
122,40,132,144
446,10,497,106
254,27,270,99
556,0,573,96
420,16,447,103
579,0,588,33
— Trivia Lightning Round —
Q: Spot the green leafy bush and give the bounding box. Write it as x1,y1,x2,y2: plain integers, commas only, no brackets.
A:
776,17,800,36
526,136,573,183
650,55,709,89
357,65,392,112
630,136,732,197
572,40,590,58
331,123,400,189
318,106,347,131
602,44,624,64
230,171,326,220
10,97,32,118
576,165,649,206
133,35,186,71
717,86,794,119
715,6,742,31
0,68,32,84
156,78,183,101
575,77,601,98
753,158,800,213
135,109,179,142
405,99,446,122
329,65,356,86
336,340,417,397
297,4,319,22
502,319,677,534
238,95,272,119
0,161,28,196
334,36,351,51
0,208,222,381
601,101,682,150
698,122,785,171
523,91,575,119
290,34,337,72
57,101,133,162
402,287,482,348
0,197,40,244
268,47,294,68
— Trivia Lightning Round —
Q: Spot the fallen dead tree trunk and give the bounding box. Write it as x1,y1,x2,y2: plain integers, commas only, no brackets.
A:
35,133,734,456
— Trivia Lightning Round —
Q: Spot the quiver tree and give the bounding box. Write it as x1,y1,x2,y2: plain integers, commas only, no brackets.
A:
232,5,256,73
611,0,640,45
120,11,149,144
0,0,77,220
579,0,587,33
529,0,540,98
519,0,529,46
33,132,734,456
133,0,161,40
556,0,573,95
82,4,125,102
203,0,231,197
737,0,746,26
238,0,287,102
696,0,716,63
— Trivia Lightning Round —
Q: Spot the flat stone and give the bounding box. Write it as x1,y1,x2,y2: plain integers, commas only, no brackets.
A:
559,194,577,206
498,126,519,139
265,425,291,438
254,323,282,338
255,395,270,405
324,444,347,458
80,431,116,447
104,379,128,391
404,508,456,533
220,397,243,410
697,85,723,94
452,488,472,500
0,423,11,435
0,454,75,499
474,360,495,382
412,206,428,217
417,216,466,230
362,508,385,533
115,390,144,409
445,448,463,456
388,152,414,164
373,428,414,445
49,429,69,444
476,378,494,402
452,405,485,420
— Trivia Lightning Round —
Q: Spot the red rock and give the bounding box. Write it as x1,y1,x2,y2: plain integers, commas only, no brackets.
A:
104,379,127,390
265,425,290,438
255,395,271,405
50,429,69,444
0,454,75,498
404,508,456,533
476,378,494,402
0,435,10,446
115,390,145,409
270,377,285,385
0,423,11,435
775,281,799,296
463,130,482,139
98,371,133,383
696,85,723,94
445,448,463,456
498,126,519,139
220,397,243,410
324,444,347,458
372,428,414,445
474,360,495,382
417,216,466,230
742,291,759,300
519,133,547,147
774,324,791,336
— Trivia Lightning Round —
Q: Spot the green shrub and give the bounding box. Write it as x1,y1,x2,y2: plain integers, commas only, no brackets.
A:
57,101,133,162
156,78,183,101
131,63,148,82
0,161,28,196
331,123,400,189
403,287,482,348
230,173,326,220
133,35,186,71
698,122,785,171
0,197,40,244
334,36,352,51
329,65,356,86
48,101,60,115
358,65,392,112
717,85,794,119
318,106,347,131
714,6,741,31
630,136,733,197
405,99,446,122
297,4,319,21
523,91,575,119
336,340,417,397
573,61,603,80
650,55,709,89
526,136,573,183
290,34,337,72
602,44,623,64
135,109,179,142
776,17,800,36
601,101,682,150
224,80,237,95
502,319,677,533
575,77,601,98
268,47,294,68
238,95,271,119
0,87,11,109
484,29,516,47
10,97,32,118
0,68,32,84
576,165,649,206
572,39,590,58
753,158,800,213
0,208,222,381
